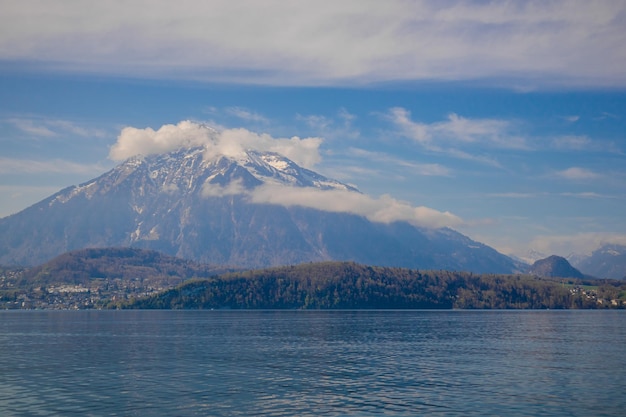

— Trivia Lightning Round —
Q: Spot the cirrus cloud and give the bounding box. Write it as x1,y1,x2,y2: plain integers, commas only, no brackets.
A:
555,167,601,180
2,1,625,88
6,117,107,138
385,107,525,167
387,108,525,149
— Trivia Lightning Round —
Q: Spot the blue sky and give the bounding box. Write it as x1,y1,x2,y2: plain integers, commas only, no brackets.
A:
1,0,625,260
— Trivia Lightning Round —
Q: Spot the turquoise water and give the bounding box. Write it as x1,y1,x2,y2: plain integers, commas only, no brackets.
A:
1,310,624,416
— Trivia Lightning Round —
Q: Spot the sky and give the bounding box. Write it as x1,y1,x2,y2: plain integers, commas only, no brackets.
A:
1,0,625,261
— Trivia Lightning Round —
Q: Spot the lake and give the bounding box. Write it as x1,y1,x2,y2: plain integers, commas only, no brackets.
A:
1,310,624,416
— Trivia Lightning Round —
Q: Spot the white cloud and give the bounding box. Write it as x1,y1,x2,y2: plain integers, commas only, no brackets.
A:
202,179,247,198
3,1,624,87
528,233,626,257
444,149,502,168
297,108,360,140
46,120,107,138
337,108,356,125
433,113,515,146
214,128,322,168
554,167,601,180
551,135,591,150
550,135,621,154
387,108,430,145
247,185,463,229
488,192,542,199
6,117,107,138
112,121,461,228
225,107,269,124
7,118,57,137
464,225,626,261
487,191,616,200
385,108,523,166
559,192,608,199
109,121,213,161
298,114,333,131
348,148,452,177
388,108,525,150
109,121,323,168
594,112,620,121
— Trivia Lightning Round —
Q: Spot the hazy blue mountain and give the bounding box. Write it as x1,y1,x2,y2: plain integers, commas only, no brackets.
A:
0,147,521,273
570,244,626,279
529,255,584,279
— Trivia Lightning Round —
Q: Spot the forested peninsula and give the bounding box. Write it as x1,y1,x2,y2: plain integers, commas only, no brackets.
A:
120,262,626,310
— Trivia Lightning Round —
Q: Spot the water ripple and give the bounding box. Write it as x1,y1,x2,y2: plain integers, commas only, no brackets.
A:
1,310,625,416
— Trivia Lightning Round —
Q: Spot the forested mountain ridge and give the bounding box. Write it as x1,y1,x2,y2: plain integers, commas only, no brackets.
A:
18,247,230,287
121,262,626,310
4,250,625,310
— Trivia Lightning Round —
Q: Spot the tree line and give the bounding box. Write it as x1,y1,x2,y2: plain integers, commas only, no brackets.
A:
119,262,626,310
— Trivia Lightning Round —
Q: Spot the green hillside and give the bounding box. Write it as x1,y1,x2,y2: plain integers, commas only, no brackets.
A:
120,262,626,310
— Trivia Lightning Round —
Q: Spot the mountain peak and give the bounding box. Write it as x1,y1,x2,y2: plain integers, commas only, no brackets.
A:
529,255,584,279
48,147,357,210
0,146,518,273
570,244,626,279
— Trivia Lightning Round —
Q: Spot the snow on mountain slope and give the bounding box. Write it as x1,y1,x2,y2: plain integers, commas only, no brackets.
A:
570,244,626,279
0,145,518,273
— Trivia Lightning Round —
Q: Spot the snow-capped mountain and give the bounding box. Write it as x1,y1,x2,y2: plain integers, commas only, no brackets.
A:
510,249,549,265
569,244,626,279
0,146,520,273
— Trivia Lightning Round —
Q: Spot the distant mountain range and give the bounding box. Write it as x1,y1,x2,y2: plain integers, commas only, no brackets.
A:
569,244,626,280
0,142,523,274
515,245,626,280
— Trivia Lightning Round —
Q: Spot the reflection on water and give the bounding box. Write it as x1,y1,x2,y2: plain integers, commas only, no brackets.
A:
1,310,624,416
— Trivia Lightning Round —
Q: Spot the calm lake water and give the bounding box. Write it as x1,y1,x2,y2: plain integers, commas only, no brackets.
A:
0,310,624,416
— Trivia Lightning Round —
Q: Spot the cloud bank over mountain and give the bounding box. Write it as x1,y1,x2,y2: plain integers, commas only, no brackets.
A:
110,121,323,169
203,182,463,230
111,121,463,229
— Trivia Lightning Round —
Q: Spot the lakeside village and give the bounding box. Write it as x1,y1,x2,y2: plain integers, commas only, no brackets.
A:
2,268,625,310
0,269,164,310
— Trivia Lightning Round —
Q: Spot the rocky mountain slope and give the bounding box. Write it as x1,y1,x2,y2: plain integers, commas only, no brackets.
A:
0,146,521,274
